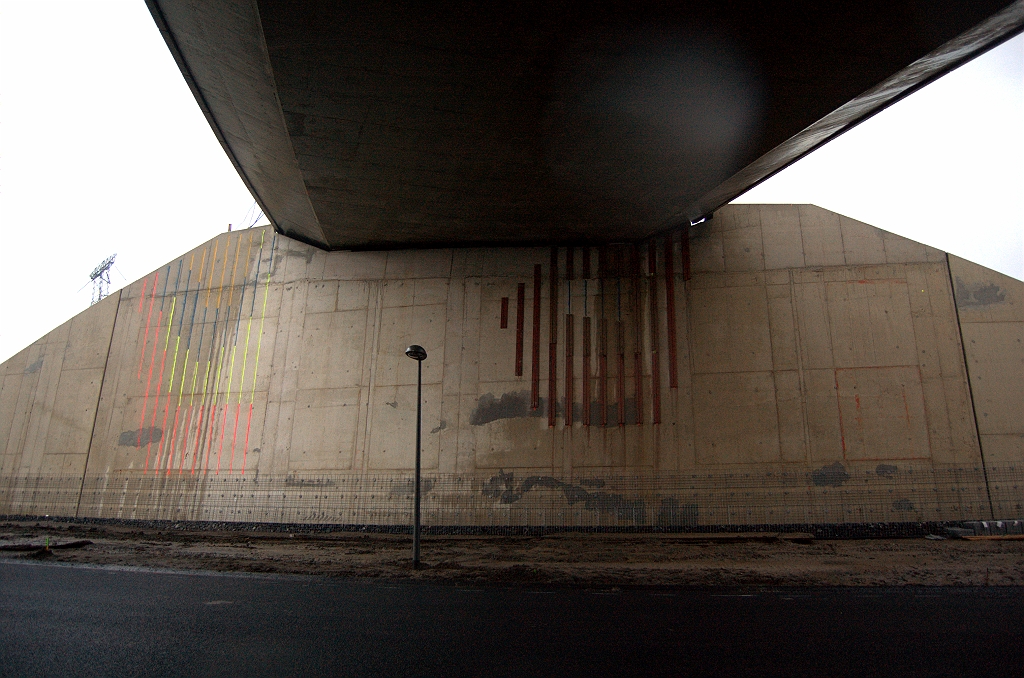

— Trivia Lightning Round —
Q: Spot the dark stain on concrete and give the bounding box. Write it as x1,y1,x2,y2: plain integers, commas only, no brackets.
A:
430,420,446,434
810,462,849,487
24,357,43,374
385,400,398,409
118,427,162,447
482,471,647,524
472,392,639,427
285,476,334,487
656,497,699,526
955,277,1006,307
283,244,316,264
891,498,915,511
875,464,898,477
470,392,545,425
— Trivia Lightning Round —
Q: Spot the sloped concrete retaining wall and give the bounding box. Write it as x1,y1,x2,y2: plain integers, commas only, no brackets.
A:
2,206,1021,526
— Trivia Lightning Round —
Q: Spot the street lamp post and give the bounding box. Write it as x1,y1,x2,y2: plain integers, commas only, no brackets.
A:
405,344,427,568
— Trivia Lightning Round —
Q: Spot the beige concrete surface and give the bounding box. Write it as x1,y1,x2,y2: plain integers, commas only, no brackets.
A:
950,255,1024,477
1,206,1021,525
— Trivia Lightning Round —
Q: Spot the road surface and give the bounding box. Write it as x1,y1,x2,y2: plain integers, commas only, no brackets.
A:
1,562,1021,676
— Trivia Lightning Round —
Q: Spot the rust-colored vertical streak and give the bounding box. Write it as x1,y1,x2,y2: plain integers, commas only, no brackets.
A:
648,240,657,276
634,352,643,425
565,314,574,426
548,343,557,427
616,321,625,426
548,248,558,426
647,255,663,421
566,247,574,280
664,236,679,389
531,265,541,409
500,297,509,329
582,247,591,279
582,316,591,426
599,317,608,427
515,283,525,376
632,277,643,425
681,228,691,281
549,248,559,344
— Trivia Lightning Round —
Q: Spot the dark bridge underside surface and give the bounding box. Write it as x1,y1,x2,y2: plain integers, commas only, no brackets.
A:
148,1,1023,249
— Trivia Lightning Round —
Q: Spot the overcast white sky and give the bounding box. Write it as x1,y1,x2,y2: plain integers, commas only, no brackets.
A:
0,1,1022,364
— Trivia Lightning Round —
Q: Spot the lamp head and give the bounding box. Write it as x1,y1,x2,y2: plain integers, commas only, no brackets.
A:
405,345,427,361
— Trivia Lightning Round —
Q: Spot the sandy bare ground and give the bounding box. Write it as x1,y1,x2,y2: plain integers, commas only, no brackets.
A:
2,520,1022,587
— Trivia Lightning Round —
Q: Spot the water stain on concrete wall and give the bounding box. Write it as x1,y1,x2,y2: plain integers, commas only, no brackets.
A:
471,392,639,427
875,464,898,477
810,462,849,487
891,498,915,511
482,471,647,524
389,478,435,496
955,278,1006,307
24,358,43,374
656,497,700,526
470,392,545,425
284,476,334,486
284,244,315,264
117,427,162,447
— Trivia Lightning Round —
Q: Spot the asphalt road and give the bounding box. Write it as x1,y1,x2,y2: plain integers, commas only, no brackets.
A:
1,561,1022,677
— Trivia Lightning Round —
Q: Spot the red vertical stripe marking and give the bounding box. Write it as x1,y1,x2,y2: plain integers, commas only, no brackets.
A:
582,316,591,426
531,264,542,410
651,242,659,426
599,317,608,427
633,277,643,425
616,320,625,427
565,314,574,426
548,344,557,427
664,236,679,389
634,353,644,425
548,248,558,426
168,248,204,473
500,297,509,329
515,283,525,376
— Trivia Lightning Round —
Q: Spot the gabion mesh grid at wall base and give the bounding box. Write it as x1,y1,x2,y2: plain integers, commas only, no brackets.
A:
2,465,1020,528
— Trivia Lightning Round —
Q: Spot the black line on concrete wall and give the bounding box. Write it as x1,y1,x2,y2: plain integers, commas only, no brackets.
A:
75,290,122,518
946,252,995,520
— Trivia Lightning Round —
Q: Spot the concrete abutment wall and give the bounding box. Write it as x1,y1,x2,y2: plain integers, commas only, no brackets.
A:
2,206,1021,526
